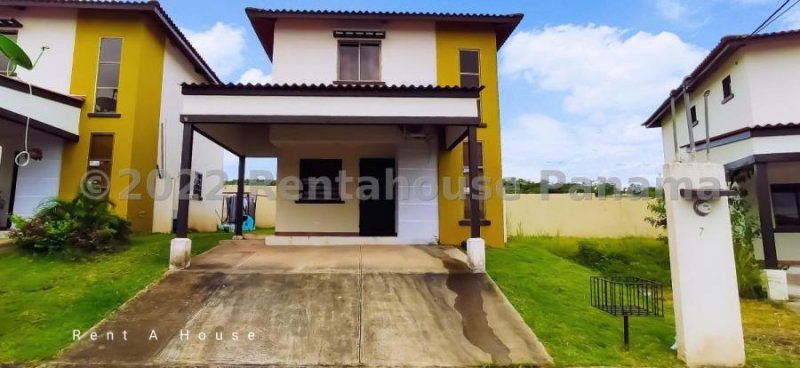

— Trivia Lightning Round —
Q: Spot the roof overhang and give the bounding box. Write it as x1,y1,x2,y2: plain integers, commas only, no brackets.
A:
643,30,800,128
245,8,524,61
0,75,82,141
0,0,219,84
181,83,481,156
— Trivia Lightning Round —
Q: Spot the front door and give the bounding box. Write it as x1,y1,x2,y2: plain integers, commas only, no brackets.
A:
359,158,396,236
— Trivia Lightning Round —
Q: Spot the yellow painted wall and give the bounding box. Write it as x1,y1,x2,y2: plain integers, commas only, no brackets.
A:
436,23,505,246
60,10,165,233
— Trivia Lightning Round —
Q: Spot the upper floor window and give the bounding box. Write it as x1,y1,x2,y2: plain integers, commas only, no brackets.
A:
338,41,380,82
459,50,480,87
690,105,699,127
94,38,122,113
0,31,18,76
722,75,734,103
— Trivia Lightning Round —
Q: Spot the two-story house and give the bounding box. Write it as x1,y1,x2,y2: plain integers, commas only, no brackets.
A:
174,8,522,253
644,30,800,269
0,0,224,233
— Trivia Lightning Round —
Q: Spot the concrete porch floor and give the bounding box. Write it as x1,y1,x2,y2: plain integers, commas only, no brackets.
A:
48,240,553,367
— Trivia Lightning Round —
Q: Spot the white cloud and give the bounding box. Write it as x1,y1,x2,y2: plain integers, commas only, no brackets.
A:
499,24,707,181
656,0,688,21
237,68,272,84
502,114,664,182
778,6,800,30
501,24,706,116
184,22,245,79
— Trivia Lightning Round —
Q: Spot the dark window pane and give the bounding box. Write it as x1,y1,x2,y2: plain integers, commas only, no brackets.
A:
460,74,480,88
193,172,203,200
87,135,114,190
360,43,380,80
772,190,800,226
460,50,480,74
338,44,359,81
95,88,118,112
89,135,114,160
97,63,120,88
299,159,342,201
100,38,122,63
722,76,732,98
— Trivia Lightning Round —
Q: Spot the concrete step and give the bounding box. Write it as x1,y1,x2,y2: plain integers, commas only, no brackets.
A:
217,239,265,247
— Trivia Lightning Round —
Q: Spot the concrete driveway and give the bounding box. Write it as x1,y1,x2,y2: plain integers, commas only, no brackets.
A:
49,240,552,367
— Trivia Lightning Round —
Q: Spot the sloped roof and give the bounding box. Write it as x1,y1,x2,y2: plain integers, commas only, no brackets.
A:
245,8,524,61
643,29,800,128
0,0,220,83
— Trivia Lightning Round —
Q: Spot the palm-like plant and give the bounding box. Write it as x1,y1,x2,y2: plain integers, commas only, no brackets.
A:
10,183,130,253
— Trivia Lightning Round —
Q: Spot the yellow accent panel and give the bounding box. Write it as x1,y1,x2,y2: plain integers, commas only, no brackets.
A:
60,10,165,233
436,23,505,247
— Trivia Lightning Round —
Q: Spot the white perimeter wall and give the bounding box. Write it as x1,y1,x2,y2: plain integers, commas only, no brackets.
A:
2,7,78,94
152,43,224,233
271,19,437,85
0,128,63,225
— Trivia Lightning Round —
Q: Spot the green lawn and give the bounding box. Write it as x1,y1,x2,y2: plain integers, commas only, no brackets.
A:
488,236,800,367
0,232,229,363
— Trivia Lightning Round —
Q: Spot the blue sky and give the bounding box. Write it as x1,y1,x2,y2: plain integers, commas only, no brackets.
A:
163,0,800,183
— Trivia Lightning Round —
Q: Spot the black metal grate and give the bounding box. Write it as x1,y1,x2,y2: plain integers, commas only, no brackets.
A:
590,276,665,317
590,276,665,350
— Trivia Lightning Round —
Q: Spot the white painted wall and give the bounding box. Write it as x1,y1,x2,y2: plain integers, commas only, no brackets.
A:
0,127,62,226
654,40,800,263
1,7,78,94
271,19,437,85
183,95,479,119
152,42,224,233
658,39,800,165
0,83,81,136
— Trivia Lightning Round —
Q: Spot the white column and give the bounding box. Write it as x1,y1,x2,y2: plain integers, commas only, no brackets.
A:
663,162,745,367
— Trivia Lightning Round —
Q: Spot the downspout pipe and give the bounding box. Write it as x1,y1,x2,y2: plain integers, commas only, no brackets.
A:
670,96,679,162
703,90,711,160
682,81,697,161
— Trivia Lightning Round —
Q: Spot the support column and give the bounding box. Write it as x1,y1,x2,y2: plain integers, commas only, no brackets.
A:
171,123,194,269
754,162,778,269
466,126,485,272
467,126,481,239
663,162,744,366
234,155,245,239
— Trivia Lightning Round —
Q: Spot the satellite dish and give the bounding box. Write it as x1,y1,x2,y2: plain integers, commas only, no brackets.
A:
0,33,33,71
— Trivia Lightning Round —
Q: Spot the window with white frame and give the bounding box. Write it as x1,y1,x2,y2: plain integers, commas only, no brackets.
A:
337,41,380,82
94,38,122,113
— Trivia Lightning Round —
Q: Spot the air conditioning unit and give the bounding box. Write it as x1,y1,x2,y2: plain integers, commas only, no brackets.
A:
401,125,429,140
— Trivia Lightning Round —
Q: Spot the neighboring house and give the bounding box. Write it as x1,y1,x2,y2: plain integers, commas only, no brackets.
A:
177,9,522,246
0,0,224,233
644,30,800,268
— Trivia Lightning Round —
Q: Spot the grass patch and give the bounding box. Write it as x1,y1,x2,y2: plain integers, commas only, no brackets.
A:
0,232,229,363
488,236,800,367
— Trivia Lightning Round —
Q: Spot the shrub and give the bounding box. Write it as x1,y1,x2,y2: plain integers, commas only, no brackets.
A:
645,194,668,245
729,196,766,299
9,185,130,253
